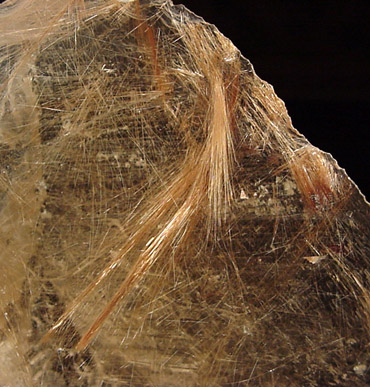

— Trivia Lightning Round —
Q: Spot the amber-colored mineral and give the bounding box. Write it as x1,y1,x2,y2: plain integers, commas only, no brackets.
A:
0,1,369,385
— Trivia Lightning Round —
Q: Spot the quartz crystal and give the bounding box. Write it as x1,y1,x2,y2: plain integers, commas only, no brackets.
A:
0,0,369,385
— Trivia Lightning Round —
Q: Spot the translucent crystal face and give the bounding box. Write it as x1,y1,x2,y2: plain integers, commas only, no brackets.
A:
0,1,369,385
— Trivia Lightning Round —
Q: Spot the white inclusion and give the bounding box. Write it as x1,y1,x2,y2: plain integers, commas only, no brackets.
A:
240,189,247,199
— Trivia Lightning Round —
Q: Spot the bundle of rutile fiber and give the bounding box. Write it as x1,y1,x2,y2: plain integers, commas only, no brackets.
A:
0,0,369,385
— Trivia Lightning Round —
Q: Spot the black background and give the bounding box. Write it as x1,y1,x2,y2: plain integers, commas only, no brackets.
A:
1,0,369,198
173,0,369,199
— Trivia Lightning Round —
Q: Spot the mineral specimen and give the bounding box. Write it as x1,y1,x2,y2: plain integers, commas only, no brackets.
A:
0,0,369,385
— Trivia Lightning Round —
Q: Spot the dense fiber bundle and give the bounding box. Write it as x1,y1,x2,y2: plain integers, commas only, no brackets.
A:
0,0,369,385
